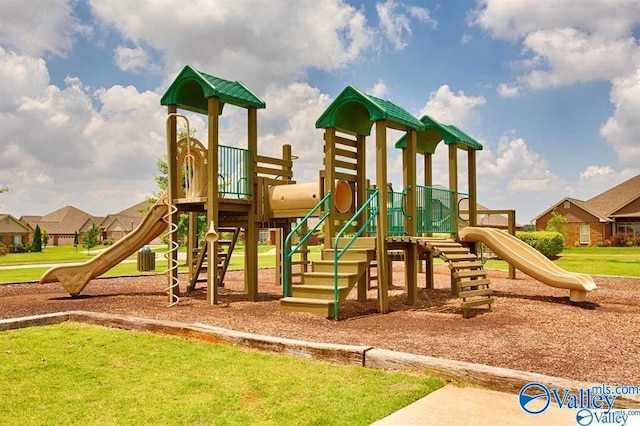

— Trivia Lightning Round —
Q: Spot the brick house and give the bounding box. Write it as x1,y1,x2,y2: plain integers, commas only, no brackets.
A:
533,175,640,246
98,200,153,243
21,206,103,246
0,214,33,247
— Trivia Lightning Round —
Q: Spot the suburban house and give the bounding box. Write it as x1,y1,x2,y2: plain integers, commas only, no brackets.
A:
21,206,103,246
533,174,640,246
0,214,33,247
98,200,154,243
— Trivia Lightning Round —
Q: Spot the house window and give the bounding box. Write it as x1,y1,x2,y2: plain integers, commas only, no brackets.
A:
579,225,590,245
259,229,269,244
13,235,23,245
617,222,640,236
563,201,570,209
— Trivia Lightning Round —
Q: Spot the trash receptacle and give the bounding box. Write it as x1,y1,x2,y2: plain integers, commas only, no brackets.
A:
137,247,155,271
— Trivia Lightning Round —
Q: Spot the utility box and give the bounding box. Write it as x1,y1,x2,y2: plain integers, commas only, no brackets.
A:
137,247,155,271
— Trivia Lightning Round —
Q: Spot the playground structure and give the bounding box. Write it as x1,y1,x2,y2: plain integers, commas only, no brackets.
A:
40,65,596,317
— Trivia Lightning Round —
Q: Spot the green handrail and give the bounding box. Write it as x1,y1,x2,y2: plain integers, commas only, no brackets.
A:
332,188,379,319
283,192,332,298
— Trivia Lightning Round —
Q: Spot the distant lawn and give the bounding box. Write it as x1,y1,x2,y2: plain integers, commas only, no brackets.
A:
0,323,442,425
483,246,640,277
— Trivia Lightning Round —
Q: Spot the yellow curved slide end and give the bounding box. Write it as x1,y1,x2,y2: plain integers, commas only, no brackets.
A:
40,193,169,296
459,227,596,302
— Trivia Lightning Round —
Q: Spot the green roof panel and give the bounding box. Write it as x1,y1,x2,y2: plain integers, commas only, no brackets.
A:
316,86,423,135
395,115,483,153
160,65,266,114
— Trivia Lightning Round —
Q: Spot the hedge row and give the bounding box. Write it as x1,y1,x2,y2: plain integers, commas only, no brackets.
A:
516,231,564,259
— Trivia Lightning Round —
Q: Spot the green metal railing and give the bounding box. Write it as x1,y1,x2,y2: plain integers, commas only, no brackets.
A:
332,188,379,319
218,145,252,198
283,192,332,298
416,185,456,234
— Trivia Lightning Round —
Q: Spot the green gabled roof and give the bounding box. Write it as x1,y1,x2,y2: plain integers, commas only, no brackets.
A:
395,115,483,153
315,86,423,135
160,65,265,114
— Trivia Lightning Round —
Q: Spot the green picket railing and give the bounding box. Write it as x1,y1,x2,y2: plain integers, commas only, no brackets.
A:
218,145,252,198
283,192,332,298
416,185,456,234
332,188,379,319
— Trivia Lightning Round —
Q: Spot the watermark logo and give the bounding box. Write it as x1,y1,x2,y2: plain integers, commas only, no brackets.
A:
518,382,551,415
576,409,594,425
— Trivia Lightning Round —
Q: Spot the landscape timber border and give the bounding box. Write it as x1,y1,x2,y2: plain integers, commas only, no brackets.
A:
2,311,638,409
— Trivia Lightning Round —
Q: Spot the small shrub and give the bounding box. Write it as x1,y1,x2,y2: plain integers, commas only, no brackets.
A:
609,233,635,247
516,231,564,259
7,243,29,253
0,243,7,256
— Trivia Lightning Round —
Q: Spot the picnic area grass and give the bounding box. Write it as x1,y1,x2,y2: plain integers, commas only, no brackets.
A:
0,322,442,425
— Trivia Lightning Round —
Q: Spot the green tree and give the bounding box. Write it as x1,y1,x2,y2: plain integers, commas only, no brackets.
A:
42,230,49,250
546,210,568,238
31,225,42,252
82,225,100,255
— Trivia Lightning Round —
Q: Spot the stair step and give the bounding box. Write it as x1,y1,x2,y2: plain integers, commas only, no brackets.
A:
429,241,462,247
290,284,350,300
280,297,334,317
454,270,487,280
457,278,491,289
460,297,494,309
445,254,478,261
301,272,355,286
436,247,468,254
312,260,365,274
449,261,483,270
335,237,376,250
322,249,373,262
459,288,493,298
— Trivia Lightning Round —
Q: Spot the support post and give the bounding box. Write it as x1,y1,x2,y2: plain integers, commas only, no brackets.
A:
448,143,459,296
323,128,336,248
467,148,478,256
508,209,517,280
245,107,259,301
207,97,220,305
375,121,389,313
404,129,417,305
187,212,198,283
166,105,180,303
424,153,434,289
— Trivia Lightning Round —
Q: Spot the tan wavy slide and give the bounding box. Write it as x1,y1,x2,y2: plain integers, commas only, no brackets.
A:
459,227,596,302
40,193,169,296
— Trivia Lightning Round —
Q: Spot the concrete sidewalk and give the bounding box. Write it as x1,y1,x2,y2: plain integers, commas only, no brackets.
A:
372,385,576,425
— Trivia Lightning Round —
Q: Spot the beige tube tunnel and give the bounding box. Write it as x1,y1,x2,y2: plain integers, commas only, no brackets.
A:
269,180,352,218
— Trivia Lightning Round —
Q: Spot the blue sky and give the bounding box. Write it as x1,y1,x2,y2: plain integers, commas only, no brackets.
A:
1,0,639,223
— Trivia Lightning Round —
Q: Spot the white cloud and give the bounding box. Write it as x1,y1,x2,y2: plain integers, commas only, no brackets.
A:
0,49,166,216
90,0,374,91
0,0,89,57
580,165,616,179
518,29,639,90
376,0,436,50
113,46,152,72
0,47,50,112
368,80,389,98
461,33,472,44
600,68,640,165
496,82,519,98
470,0,640,40
418,85,486,125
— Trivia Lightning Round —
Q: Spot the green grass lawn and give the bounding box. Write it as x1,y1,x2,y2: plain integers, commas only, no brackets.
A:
0,322,442,425
483,246,640,277
2,244,639,284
